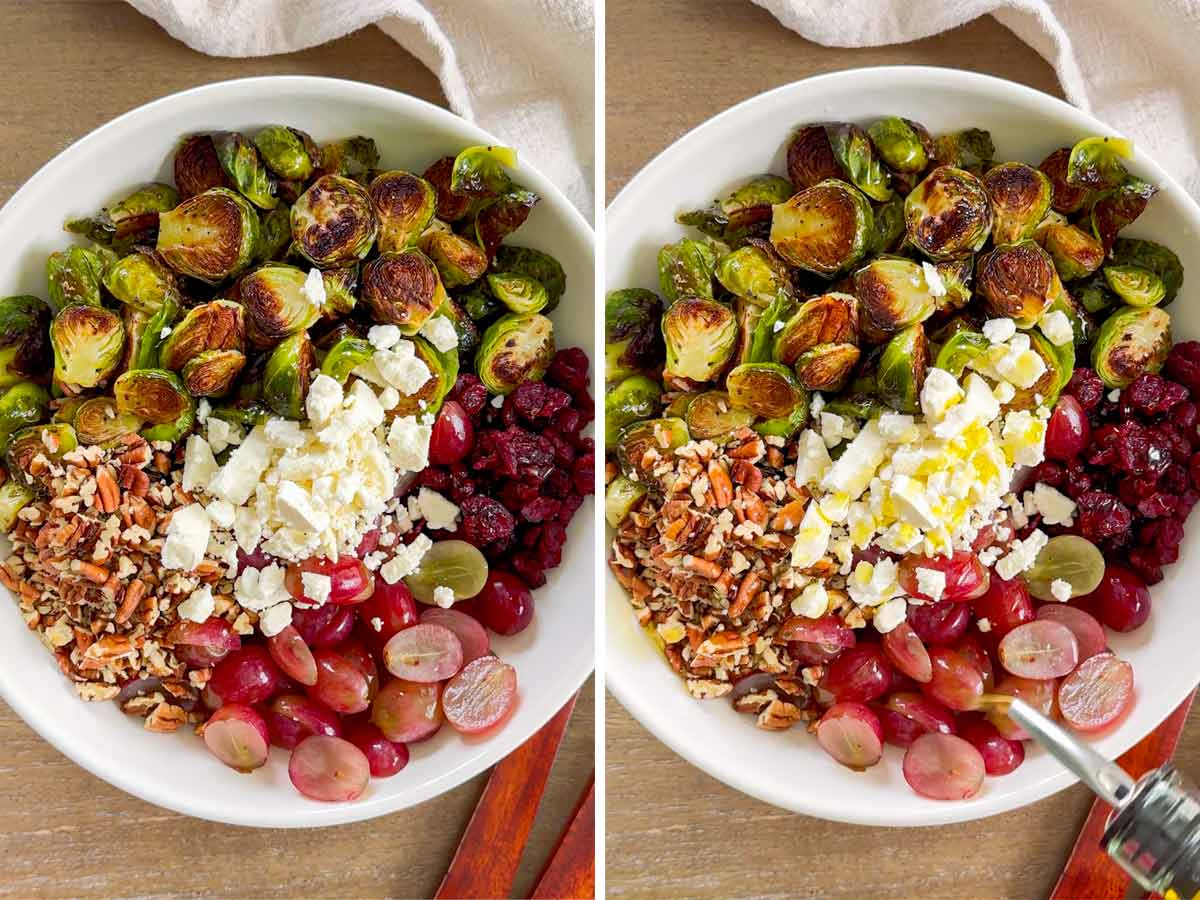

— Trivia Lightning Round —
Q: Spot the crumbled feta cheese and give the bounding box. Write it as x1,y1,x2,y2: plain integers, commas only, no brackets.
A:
177,585,215,622
790,504,832,569
921,368,965,423
378,387,400,411
433,585,456,608
368,324,402,350
915,567,947,602
822,420,886,499
793,430,832,486
416,487,460,531
420,315,459,353
161,504,211,571
374,341,432,395
258,602,293,637
1039,310,1074,346
1050,578,1073,603
790,581,829,618
275,480,329,533
983,318,1017,344
873,596,908,633
819,412,848,448
772,319,785,333
204,498,236,529
491,394,505,409
1108,389,1121,402
182,435,218,493
302,267,327,309
264,417,305,449
306,374,343,427
995,529,1049,580
232,506,262,553
386,415,432,473
380,534,432,584
205,417,240,455
208,424,271,506
1031,482,1076,526
196,398,212,423
977,617,992,633
301,572,332,606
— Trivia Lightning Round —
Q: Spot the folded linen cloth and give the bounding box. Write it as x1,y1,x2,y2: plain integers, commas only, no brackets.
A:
125,0,595,219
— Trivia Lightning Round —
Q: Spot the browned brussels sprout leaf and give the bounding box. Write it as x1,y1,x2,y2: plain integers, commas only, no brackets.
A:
50,305,124,390
983,163,1053,244
1090,179,1157,255
474,188,539,260
175,134,233,199
254,126,319,182
786,125,842,190
114,368,192,425
904,166,992,261
212,131,278,210
421,231,488,288
1038,147,1091,214
0,296,51,389
319,136,380,181
237,265,319,348
423,156,473,222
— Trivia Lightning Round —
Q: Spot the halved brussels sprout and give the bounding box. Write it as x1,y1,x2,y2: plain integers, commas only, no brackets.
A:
212,131,277,210
1075,274,1117,315
661,297,737,383
605,475,647,527
932,128,995,170
726,362,805,418
183,349,246,397
1004,330,1075,412
319,136,380,180
786,125,842,190
421,231,488,288
238,266,320,347
475,313,555,395
605,374,663,445
1089,179,1156,254
871,197,907,255
157,188,261,283
1112,238,1184,306
103,249,182,316
714,244,789,305
853,257,937,333
458,279,500,323
474,189,539,260
605,288,665,382
0,296,51,388
905,166,992,261
977,241,1058,327
0,382,50,454
319,334,374,385
159,299,246,371
255,205,293,265
771,179,873,276
1104,265,1166,308
754,401,811,440
423,156,472,222
291,175,378,266
175,135,232,199
1091,306,1171,389
47,246,109,310
663,391,701,418
657,237,719,303
826,123,892,201
74,397,142,446
743,289,796,366
125,294,180,372
794,343,861,391
65,183,180,250
369,171,437,252
492,245,567,312
254,126,319,182
983,163,1053,245
6,423,77,487
450,146,516,198
50,305,124,389
1038,147,1091,214
824,394,888,420
876,324,929,414
362,250,447,334
867,117,932,173
934,329,990,377
440,300,479,361
487,272,548,315
684,389,756,441
732,297,765,367
616,417,690,480
319,264,359,317
1067,136,1133,190
772,293,859,365
933,257,974,313
1038,222,1104,281
0,481,33,531
262,331,315,419
143,406,196,444
114,368,191,426
50,396,86,426
678,174,796,245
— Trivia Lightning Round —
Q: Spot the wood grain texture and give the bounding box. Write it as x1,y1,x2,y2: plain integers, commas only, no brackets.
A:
603,2,1200,898
531,777,596,899
0,4,593,898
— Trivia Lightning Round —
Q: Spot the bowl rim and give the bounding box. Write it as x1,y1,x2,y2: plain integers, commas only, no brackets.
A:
0,74,595,828
605,64,1200,827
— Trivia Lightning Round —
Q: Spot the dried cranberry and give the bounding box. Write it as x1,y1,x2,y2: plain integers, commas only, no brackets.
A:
1192,453,1200,490
1127,548,1164,585
510,552,546,587
1088,424,1120,466
545,347,590,394
451,374,489,417
510,381,549,420
1029,461,1066,489
459,496,516,546
542,469,572,500
520,496,561,523
1162,463,1192,495
1063,465,1094,499
1075,491,1133,541
558,493,584,523
573,452,595,495
1166,341,1200,393
500,480,540,510
1137,493,1176,519
554,408,583,436
1173,401,1200,435
1067,368,1106,412
1128,373,1189,417
418,467,453,492
492,427,555,480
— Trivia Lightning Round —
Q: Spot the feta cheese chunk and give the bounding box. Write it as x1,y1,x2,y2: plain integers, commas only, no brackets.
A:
161,503,212,571
367,324,402,350
983,318,1017,344
301,572,332,606
306,374,343,427
793,430,832,486
790,503,831,569
1032,482,1076,526
183,434,218,493
380,534,433,584
821,420,886,500
208,424,271,505
915,567,947,602
258,602,293,637
1039,310,1074,346
873,596,908,634
177,585,215,622
433,585,456,608
791,581,829,618
420,315,459,352
1050,578,1073,603
416,487,460,531
302,267,327,309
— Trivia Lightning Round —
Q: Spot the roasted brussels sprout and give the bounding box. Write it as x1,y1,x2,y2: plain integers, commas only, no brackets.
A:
605,475,647,527
493,245,567,312
369,171,437,252
487,272,548,315
439,300,479,361
662,297,737,383
933,330,990,377
0,480,33,531
742,289,796,366
74,396,142,445
476,313,555,395
932,128,995,170
50,396,86,426
1038,222,1104,281
1075,274,1117,315
319,136,380,181
65,183,180,250
175,135,232,199
122,294,180,373
616,417,689,480
876,324,929,414
679,175,800,244
0,382,50,454
423,156,473,223
421,231,488,288
605,374,662,444
0,296,51,388
255,204,293,264
826,123,893,201
362,250,446,334
824,394,888,420
605,288,665,382
772,293,859,366
291,175,377,266
114,367,191,425
905,166,992,261
318,264,358,318
1112,238,1184,306
50,305,124,389
977,241,1058,327
1038,147,1091,215
771,179,873,276
212,131,277,210
933,257,975,313
754,402,811,440
319,334,374,384
473,188,539,261
262,331,315,419
388,336,451,416
450,145,516,198
157,188,260,283
1089,179,1156,254
5,423,77,487
867,117,932,173
658,237,720,302
794,343,861,391
182,349,246,397
983,163,1053,245
158,299,245,371
1091,306,1171,388
684,389,756,441
1067,136,1133,191
254,125,319,182
714,244,789,305
871,198,907,255
853,257,938,333
786,125,842,190
237,266,319,347
1103,265,1166,308
103,249,182,316
47,246,110,310
458,279,500,323
726,362,805,419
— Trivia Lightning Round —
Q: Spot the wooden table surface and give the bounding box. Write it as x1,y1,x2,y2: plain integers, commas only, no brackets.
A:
604,2,1200,898
0,3,594,898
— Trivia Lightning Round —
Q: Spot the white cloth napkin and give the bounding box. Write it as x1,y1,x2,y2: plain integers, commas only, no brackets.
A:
125,0,595,220
753,0,1200,200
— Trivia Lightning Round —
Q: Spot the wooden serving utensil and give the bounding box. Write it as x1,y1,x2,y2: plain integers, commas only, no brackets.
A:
1051,692,1196,900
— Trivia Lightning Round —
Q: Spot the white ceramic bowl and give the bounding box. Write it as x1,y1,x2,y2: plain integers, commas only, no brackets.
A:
0,76,594,827
606,66,1200,826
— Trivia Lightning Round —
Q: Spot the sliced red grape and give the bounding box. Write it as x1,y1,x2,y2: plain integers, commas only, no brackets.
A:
359,580,420,645
442,655,518,734
816,702,884,770
292,603,356,649
208,646,282,705
420,608,490,664
881,622,932,683
1058,653,1134,734
998,620,1079,679
286,556,375,606
957,717,1025,775
924,647,984,711
885,691,958,736
383,623,464,682
168,616,242,651
371,678,443,742
263,693,343,749
973,576,1035,638
1036,604,1107,661
876,705,926,747
267,625,318,686
309,650,371,714
907,601,972,645
345,721,410,777
340,639,380,701
987,674,1059,740
779,614,856,648
952,634,995,691
899,551,990,602
820,645,893,703
202,703,270,772
288,735,370,802
902,733,986,800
